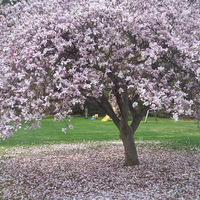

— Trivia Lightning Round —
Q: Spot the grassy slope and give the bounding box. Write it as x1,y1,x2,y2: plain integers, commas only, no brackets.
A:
0,116,199,149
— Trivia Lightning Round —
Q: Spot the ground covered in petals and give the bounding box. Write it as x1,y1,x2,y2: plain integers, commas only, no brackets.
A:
0,142,199,199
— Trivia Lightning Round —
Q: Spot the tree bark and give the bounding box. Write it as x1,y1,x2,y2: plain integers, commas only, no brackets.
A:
120,124,139,166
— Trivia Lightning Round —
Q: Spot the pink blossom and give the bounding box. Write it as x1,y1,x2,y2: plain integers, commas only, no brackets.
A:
61,128,67,134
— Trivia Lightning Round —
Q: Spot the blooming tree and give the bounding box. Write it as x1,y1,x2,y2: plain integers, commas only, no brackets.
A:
0,0,199,165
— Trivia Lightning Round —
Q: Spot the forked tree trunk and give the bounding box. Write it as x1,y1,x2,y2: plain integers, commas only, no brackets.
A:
120,125,139,166
98,92,147,166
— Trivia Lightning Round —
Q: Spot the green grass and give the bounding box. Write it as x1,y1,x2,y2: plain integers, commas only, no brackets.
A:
135,117,200,150
0,116,200,150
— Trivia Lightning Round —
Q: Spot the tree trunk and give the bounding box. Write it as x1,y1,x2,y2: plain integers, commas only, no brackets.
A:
120,125,139,166
98,90,148,166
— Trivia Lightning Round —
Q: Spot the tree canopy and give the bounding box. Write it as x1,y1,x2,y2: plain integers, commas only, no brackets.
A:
0,0,199,165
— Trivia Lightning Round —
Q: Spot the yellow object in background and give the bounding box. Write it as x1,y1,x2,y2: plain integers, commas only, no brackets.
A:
92,114,98,119
101,115,110,122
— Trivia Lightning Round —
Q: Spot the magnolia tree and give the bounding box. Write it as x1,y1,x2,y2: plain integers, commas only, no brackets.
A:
0,0,200,165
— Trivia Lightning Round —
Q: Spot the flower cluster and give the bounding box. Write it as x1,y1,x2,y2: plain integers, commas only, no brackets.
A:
0,0,199,138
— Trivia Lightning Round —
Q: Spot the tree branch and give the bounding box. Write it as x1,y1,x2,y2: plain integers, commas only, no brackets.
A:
99,93,120,129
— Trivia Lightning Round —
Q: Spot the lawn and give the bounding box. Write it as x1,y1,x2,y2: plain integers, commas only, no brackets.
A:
0,115,200,150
